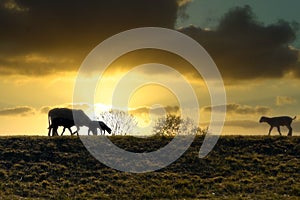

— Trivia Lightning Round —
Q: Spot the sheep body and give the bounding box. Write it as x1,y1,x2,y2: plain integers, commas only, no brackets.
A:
48,117,78,136
47,108,96,136
259,116,296,136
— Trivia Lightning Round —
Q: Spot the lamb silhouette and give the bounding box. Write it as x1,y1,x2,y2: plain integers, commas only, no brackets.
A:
88,121,112,135
259,116,296,136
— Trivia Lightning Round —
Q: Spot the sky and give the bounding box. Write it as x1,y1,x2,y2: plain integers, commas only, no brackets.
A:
0,0,300,136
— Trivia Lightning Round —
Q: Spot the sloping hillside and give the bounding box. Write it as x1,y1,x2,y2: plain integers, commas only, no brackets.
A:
0,136,299,199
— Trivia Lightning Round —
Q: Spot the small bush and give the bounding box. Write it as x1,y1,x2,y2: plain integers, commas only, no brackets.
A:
153,114,207,136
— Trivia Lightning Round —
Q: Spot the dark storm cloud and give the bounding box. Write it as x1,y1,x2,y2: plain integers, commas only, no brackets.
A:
0,53,76,75
106,49,198,78
1,3,299,79
0,0,187,75
108,5,300,80
179,5,300,79
202,103,271,115
0,106,35,116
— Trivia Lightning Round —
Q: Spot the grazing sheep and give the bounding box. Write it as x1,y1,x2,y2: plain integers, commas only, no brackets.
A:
48,117,78,136
48,108,96,136
98,121,112,135
88,121,112,135
259,116,296,136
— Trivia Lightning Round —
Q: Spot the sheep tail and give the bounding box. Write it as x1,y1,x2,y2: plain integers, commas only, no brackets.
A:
292,116,296,120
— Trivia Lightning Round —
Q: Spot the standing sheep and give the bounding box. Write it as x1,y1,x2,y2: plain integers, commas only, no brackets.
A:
259,116,296,136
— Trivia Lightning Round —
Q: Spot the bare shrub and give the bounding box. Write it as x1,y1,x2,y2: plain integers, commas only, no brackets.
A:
99,110,138,135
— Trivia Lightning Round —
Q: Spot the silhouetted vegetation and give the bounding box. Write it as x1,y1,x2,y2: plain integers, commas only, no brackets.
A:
153,114,207,136
99,110,138,135
0,136,299,199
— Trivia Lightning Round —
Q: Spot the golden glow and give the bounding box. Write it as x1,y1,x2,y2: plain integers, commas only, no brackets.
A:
128,84,180,127
128,84,179,108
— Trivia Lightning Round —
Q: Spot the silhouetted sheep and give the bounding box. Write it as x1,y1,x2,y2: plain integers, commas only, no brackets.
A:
48,108,96,136
259,116,296,136
88,121,112,135
48,117,78,136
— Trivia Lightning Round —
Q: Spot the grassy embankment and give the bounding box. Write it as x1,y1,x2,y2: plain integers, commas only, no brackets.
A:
0,135,299,199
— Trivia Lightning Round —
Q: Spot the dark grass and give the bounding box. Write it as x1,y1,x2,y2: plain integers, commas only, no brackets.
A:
0,135,299,199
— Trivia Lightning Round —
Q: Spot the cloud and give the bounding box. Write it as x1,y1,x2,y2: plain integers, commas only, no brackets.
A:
276,96,297,106
39,103,91,114
1,3,299,81
1,0,29,12
177,0,192,7
225,120,260,129
40,106,51,114
105,49,199,79
0,0,188,76
0,53,75,75
202,103,271,115
201,119,260,129
177,0,192,21
129,106,179,116
179,5,300,80
105,5,300,81
0,106,35,116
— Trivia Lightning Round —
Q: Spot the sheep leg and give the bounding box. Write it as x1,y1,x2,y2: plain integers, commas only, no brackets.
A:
53,126,59,136
88,127,96,135
276,126,282,136
288,128,292,136
48,125,52,136
74,126,80,136
93,128,98,135
67,127,73,136
287,125,293,136
61,127,66,136
72,127,78,136
268,126,273,136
